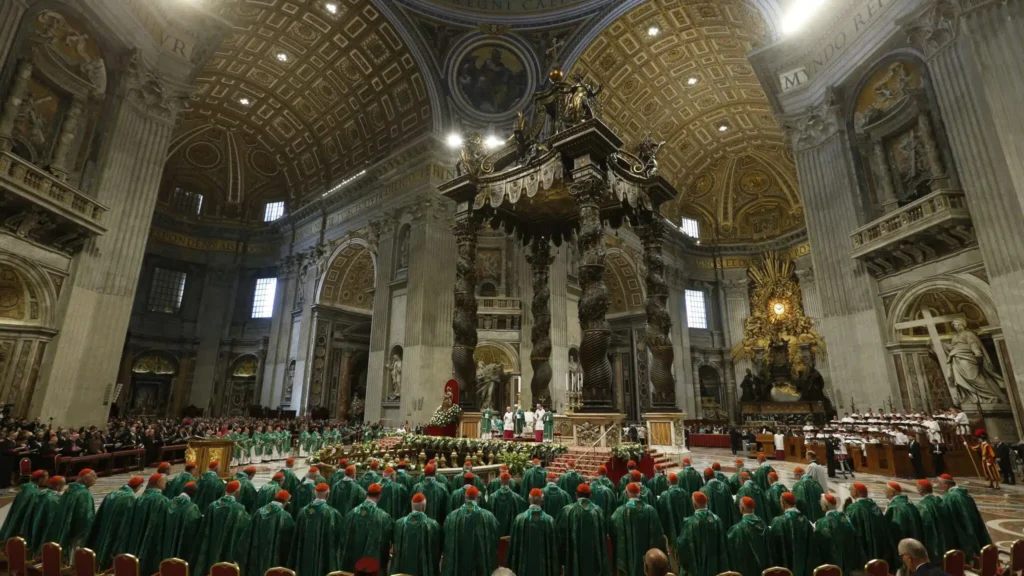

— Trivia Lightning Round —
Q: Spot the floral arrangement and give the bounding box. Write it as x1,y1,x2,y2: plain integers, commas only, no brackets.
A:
427,403,462,426
497,450,530,475
611,443,645,462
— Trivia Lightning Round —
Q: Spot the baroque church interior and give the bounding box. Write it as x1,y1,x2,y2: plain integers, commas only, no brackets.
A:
0,0,1022,444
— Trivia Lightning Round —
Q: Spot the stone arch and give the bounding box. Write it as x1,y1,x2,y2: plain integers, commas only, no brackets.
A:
474,341,520,374
886,274,999,343
604,247,645,316
131,350,179,376
0,253,58,329
316,239,378,314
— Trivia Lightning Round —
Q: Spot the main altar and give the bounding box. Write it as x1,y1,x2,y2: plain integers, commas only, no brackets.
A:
437,67,684,437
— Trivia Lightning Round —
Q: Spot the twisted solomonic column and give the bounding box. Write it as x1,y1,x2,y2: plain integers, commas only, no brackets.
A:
451,212,481,409
638,215,678,410
526,236,554,407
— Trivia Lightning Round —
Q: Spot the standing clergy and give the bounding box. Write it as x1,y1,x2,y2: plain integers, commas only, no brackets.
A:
164,462,197,498
339,483,394,572
411,465,449,525
30,475,66,556
589,472,618,522
813,493,864,576
256,473,286,511
88,476,143,569
765,472,788,521
617,461,645,494
726,496,773,576
711,463,729,484
50,469,97,562
845,482,897,568
163,482,202,564
390,493,442,576
610,482,665,576
647,465,670,499
503,406,515,440
123,474,171,575
558,461,585,499
728,459,754,495
541,472,573,519
700,468,736,528
195,460,226,511
359,461,383,490
804,451,829,493
378,467,410,520
289,483,343,576
736,472,772,525
937,474,992,558
448,473,479,515
534,404,547,443
594,465,615,492
656,473,693,546
884,482,923,542
618,470,655,507
279,458,301,497
487,465,514,495
293,467,323,520
514,404,526,437
330,465,368,517
752,453,775,491
915,479,954,563
791,467,825,522
676,491,728,576
238,490,294,576
769,492,816,576
507,488,560,576
520,458,547,498
678,459,704,495
395,461,417,493
193,480,251,576
0,469,48,542
235,466,259,514
557,483,611,576
484,472,526,537
441,485,499,576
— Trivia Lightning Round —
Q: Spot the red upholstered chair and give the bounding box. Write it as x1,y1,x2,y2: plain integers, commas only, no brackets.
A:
19,459,31,478
159,559,188,576
8,537,29,576
112,554,139,576
263,569,293,576
497,536,510,567
209,563,239,576
813,564,842,576
74,548,98,576
979,544,999,576
1011,539,1024,576
865,559,889,576
944,550,966,576
40,542,64,576
763,568,794,576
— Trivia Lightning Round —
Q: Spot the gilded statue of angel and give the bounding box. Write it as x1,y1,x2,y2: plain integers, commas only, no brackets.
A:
637,132,665,177
455,132,485,176
563,73,602,126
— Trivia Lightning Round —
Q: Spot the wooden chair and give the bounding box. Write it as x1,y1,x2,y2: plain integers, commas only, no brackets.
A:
864,559,888,576
112,555,139,576
40,543,65,576
210,563,239,576
263,569,294,576
979,545,999,576
944,550,966,576
1011,539,1024,576
8,537,29,576
762,568,793,576
813,565,842,576
73,549,98,576
497,536,510,567
159,559,188,576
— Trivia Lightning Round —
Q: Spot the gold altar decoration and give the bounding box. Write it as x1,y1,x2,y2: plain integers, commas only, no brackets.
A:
185,439,235,479
731,252,824,376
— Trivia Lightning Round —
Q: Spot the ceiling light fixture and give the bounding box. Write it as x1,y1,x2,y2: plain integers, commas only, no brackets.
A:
322,169,367,198
324,2,338,14
687,77,698,86
781,0,826,35
446,133,464,149
238,97,251,106
718,124,729,132
276,52,288,62
483,134,503,150
647,26,660,37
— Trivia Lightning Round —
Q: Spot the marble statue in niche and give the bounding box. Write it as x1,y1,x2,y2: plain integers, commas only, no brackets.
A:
396,226,410,272
944,319,1008,404
476,361,504,412
387,346,403,401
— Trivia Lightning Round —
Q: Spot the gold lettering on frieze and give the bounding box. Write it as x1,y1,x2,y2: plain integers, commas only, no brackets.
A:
694,243,809,270
119,0,197,61
150,228,239,253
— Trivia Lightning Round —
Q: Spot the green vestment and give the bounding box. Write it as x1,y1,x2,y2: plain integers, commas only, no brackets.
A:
192,495,250,576
234,474,258,514
726,513,773,576
440,501,499,576
514,409,525,434
486,477,520,498
328,477,367,517
792,477,825,522
162,494,202,562
617,472,647,495
647,473,670,499
714,471,729,484
279,468,300,497
339,500,394,572
700,479,737,528
610,499,665,576
255,482,282,511
481,409,492,434
164,471,195,499
292,480,317,521
237,502,294,576
766,482,789,520
679,467,704,495
28,489,61,555
447,486,471,515
916,494,954,563
558,470,585,499
520,465,547,499
728,468,753,495
50,482,95,562
412,478,450,525
885,494,923,542
195,470,225,512
288,500,343,576
543,411,555,441
594,475,615,492
359,470,383,490
813,509,864,576
507,506,560,576
769,508,816,576
0,482,39,542
86,486,135,569
737,481,772,524
944,486,992,558
121,488,169,575
391,511,442,576
657,486,694,545
676,508,728,576
845,498,897,568
485,485,527,537
557,498,611,576
752,463,775,492
379,478,409,520
618,485,656,508
541,484,572,520
589,482,618,523
396,470,417,493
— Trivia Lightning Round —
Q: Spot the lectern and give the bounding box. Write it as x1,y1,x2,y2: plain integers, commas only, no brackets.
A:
185,439,235,479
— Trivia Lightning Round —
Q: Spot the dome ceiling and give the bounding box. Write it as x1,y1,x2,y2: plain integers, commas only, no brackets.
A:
169,0,434,216
571,0,803,242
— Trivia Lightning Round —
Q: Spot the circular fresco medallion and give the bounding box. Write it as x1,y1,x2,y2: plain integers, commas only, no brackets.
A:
452,42,531,118
185,141,221,169
249,149,279,177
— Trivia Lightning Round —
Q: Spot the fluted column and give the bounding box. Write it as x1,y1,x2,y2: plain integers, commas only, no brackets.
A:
526,237,553,407
784,98,895,411
0,1,27,69
29,57,189,426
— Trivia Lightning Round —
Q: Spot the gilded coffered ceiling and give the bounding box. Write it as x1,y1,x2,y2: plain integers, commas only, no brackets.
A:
166,0,434,217
571,0,803,242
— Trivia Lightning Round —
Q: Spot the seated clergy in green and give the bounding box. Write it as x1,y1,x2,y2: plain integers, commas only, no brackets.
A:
813,493,864,576
726,496,773,576
676,491,728,576
237,489,294,576
768,492,816,576
506,488,559,576
484,472,526,537
289,483,343,576
49,468,97,562
884,482,923,542
339,483,394,573
192,480,251,576
87,476,143,569
610,482,665,576
936,473,992,559
557,483,611,576
390,493,442,576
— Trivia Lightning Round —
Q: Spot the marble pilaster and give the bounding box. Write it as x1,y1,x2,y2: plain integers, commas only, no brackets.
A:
668,285,695,416
260,257,294,407
189,267,239,410
722,278,750,423
0,1,28,79
365,217,395,423
795,266,833,399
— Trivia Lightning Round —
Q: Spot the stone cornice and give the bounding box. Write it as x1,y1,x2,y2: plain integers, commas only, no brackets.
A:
782,91,843,152
121,50,193,126
898,0,960,60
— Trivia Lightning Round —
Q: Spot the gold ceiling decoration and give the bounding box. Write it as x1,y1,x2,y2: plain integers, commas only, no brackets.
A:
571,0,803,242
179,0,433,202
319,243,376,312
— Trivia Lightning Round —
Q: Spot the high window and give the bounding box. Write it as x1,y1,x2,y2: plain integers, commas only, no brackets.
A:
264,201,285,222
252,277,277,318
148,268,186,314
685,289,708,329
171,187,203,215
680,217,700,239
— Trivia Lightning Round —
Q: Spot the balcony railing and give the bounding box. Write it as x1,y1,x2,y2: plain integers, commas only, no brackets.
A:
478,297,522,331
0,150,107,234
850,188,974,277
